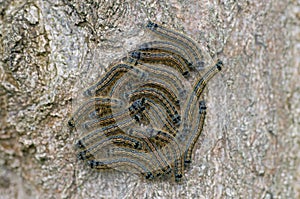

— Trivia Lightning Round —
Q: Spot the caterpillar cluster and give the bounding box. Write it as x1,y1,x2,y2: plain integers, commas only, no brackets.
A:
69,21,223,182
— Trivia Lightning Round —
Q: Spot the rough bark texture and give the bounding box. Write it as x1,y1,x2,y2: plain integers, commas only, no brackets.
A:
0,0,299,198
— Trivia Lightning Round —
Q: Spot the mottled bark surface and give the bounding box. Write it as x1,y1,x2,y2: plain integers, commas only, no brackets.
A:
0,0,299,198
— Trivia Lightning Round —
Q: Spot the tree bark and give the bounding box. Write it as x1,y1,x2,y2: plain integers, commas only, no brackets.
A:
0,0,299,198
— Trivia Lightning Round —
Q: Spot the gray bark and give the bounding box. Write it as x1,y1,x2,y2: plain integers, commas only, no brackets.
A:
0,0,299,198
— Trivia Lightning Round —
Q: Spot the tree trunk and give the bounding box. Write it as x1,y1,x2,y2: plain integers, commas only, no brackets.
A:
0,0,299,198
